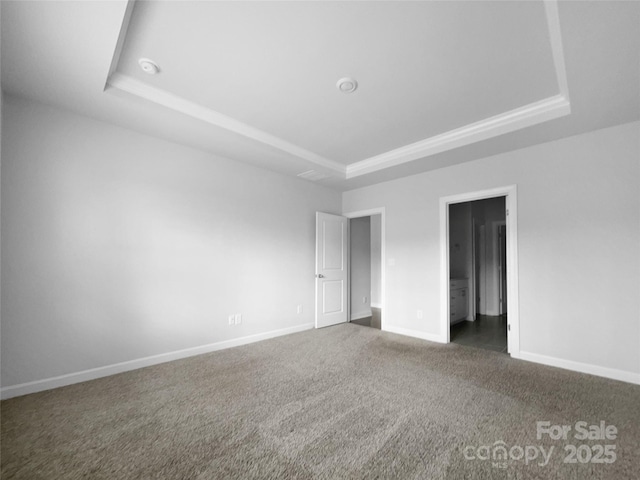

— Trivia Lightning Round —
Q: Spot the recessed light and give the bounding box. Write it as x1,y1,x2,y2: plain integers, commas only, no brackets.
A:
138,58,160,75
336,77,358,94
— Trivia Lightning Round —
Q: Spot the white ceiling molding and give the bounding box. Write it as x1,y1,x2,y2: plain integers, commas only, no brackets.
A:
104,0,136,87
345,94,570,178
544,0,571,100
345,0,571,178
104,0,570,181
107,72,347,177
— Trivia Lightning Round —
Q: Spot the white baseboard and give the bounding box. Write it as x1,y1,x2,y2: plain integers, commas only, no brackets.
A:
513,351,640,385
371,303,382,309
0,323,315,400
350,310,372,321
383,325,446,344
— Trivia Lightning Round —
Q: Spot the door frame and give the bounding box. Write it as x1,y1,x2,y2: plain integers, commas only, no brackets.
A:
439,186,520,355
343,207,386,331
492,220,507,315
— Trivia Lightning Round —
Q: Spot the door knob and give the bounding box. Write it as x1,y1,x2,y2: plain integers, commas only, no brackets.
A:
316,274,324,278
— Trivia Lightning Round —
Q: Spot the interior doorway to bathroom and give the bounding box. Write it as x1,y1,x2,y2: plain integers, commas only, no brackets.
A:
448,197,508,353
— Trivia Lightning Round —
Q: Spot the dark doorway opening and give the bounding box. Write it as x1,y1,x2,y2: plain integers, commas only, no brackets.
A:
449,197,507,353
349,215,382,330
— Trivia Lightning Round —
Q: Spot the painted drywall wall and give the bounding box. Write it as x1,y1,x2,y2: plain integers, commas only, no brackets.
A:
0,95,341,388
350,216,371,319
343,120,640,377
370,214,382,308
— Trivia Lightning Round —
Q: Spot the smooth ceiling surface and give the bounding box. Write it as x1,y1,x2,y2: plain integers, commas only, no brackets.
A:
117,1,558,164
1,1,639,191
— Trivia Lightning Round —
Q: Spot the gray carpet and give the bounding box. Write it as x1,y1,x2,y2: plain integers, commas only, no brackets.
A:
2,324,639,479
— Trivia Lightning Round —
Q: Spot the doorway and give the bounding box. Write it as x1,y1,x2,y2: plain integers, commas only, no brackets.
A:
439,186,520,356
343,208,385,331
449,198,507,353
315,208,385,330
349,215,382,329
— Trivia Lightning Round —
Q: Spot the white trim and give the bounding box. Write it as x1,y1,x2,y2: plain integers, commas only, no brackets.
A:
0,323,314,400
343,208,386,219
371,302,382,309
505,190,520,355
106,73,346,177
106,74,569,181
492,220,507,316
440,185,520,356
343,208,386,332
345,95,570,178
346,0,570,178
440,199,450,341
105,1,570,180
384,325,445,344
350,311,372,321
544,0,571,101
104,0,136,87
513,351,640,385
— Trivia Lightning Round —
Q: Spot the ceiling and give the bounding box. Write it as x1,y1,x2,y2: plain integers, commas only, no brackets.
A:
2,1,639,191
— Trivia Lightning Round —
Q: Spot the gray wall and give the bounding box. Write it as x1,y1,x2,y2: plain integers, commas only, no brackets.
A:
1,95,341,387
2,93,638,389
344,120,640,376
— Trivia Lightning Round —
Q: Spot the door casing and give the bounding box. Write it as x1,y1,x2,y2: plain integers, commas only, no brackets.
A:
493,220,507,316
439,186,520,355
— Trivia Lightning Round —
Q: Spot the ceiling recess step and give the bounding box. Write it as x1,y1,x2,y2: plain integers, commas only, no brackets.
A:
297,170,329,182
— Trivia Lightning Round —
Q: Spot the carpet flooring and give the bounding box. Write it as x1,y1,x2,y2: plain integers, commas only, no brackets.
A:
2,324,639,479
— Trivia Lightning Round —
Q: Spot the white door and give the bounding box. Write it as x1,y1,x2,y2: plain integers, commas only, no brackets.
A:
315,212,348,328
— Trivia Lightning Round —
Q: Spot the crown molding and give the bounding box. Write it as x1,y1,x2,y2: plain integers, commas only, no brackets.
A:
104,0,137,86
105,0,570,181
346,94,570,178
106,73,347,176
544,0,570,101
346,0,571,178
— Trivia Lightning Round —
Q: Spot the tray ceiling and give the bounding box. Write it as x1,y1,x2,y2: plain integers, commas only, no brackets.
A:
3,1,638,190
107,0,569,180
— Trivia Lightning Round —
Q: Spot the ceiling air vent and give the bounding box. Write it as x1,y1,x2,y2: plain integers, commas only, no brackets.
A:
297,170,329,182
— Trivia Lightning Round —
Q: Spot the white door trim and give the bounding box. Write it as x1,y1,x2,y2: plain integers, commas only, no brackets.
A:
492,220,507,316
439,186,520,355
343,208,386,332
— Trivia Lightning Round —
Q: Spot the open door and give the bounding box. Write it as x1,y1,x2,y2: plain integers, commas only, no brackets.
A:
315,212,348,328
